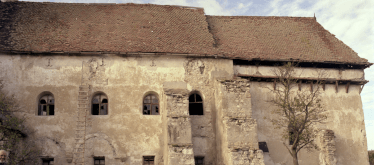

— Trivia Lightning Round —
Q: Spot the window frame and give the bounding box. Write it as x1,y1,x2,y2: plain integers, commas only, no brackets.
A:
258,142,269,152
41,158,54,165
93,157,105,165
91,93,108,116
143,94,159,115
38,93,55,116
143,156,155,165
189,93,204,115
194,156,204,165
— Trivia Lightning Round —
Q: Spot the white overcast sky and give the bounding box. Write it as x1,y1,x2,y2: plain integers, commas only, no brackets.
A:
20,0,374,150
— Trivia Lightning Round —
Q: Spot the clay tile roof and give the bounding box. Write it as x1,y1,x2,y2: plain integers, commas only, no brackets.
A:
206,16,370,65
0,2,217,54
0,2,370,66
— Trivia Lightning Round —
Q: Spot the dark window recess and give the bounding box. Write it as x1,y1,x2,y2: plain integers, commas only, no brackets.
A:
94,157,105,165
143,156,155,165
143,95,159,115
289,131,295,145
195,157,204,165
232,59,369,70
92,94,108,115
92,104,100,115
42,158,54,165
38,95,54,116
259,142,269,152
189,94,203,115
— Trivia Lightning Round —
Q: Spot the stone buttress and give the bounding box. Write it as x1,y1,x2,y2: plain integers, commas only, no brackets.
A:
164,89,195,165
218,79,265,165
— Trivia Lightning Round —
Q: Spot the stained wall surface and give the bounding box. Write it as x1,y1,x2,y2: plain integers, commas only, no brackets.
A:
0,53,233,165
0,54,369,165
235,65,369,165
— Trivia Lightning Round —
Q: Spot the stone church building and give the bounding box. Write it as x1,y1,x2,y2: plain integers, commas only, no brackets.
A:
0,1,371,165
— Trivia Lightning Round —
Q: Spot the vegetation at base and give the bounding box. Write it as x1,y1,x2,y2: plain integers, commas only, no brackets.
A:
369,150,374,165
0,81,40,165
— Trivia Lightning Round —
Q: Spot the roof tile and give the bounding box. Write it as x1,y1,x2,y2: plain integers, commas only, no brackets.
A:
206,16,369,64
0,2,370,65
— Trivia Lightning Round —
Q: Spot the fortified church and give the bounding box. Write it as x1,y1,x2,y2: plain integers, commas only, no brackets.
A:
0,1,371,165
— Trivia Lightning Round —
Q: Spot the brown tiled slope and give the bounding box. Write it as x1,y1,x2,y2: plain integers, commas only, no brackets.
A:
0,2,216,54
206,16,369,64
0,2,370,65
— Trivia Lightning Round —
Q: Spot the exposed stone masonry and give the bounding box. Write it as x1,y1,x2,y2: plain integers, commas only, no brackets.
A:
73,85,90,165
184,59,209,85
231,149,265,165
82,58,108,85
219,79,265,165
164,89,195,165
168,145,194,165
165,89,190,117
319,129,337,165
220,79,251,118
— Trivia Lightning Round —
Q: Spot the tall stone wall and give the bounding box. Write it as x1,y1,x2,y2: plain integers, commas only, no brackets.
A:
0,53,369,164
0,54,235,165
164,89,194,165
217,78,265,165
237,65,370,165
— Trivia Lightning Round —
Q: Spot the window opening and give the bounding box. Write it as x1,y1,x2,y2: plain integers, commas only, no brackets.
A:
194,156,204,165
259,142,269,152
189,93,203,115
92,94,108,115
94,157,105,165
143,95,159,115
38,95,54,116
143,156,155,165
42,158,54,165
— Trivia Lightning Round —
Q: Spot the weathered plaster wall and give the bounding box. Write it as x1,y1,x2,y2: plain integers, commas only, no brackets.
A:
0,53,233,165
235,65,369,165
0,54,369,165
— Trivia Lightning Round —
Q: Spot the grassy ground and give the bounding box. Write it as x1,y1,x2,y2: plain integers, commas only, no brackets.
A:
369,150,374,165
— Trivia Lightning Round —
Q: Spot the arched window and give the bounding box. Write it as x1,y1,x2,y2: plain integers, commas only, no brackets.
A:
189,93,203,115
92,94,108,115
143,94,159,115
38,94,54,116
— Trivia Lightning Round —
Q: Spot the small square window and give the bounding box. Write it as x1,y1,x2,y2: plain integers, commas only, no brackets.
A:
194,156,204,165
94,157,105,165
143,156,154,165
259,142,269,152
42,158,54,165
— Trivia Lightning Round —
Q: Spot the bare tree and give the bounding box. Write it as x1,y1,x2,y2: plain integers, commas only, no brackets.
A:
369,150,374,165
268,62,327,165
0,81,41,165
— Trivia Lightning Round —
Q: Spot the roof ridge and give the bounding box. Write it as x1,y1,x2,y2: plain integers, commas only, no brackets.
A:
5,1,204,10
